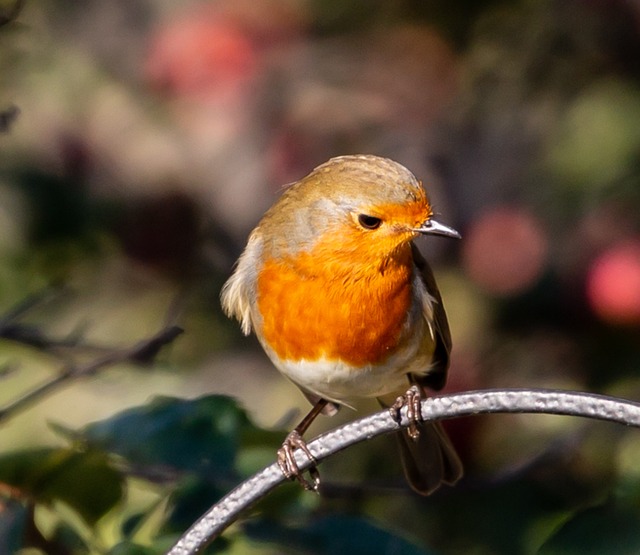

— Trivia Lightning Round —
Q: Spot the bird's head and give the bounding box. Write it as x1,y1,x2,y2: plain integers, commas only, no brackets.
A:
269,155,459,263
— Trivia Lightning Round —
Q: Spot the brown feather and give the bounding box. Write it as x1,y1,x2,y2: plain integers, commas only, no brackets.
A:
395,420,463,495
388,243,463,494
410,243,451,391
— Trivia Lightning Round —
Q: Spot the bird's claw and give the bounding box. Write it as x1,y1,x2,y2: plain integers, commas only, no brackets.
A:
389,384,423,440
277,430,321,492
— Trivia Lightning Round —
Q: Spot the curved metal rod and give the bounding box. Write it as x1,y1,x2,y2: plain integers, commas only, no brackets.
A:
167,388,640,555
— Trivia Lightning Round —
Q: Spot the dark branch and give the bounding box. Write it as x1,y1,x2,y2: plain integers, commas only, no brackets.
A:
0,284,64,325
0,325,183,424
167,388,640,555
0,286,99,353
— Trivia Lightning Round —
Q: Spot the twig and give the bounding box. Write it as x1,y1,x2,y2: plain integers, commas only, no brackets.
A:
0,322,119,353
0,286,116,354
0,325,183,424
0,286,89,352
167,388,640,555
0,285,65,326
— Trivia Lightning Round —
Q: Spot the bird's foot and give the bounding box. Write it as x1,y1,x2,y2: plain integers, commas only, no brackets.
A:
277,430,320,492
389,384,423,440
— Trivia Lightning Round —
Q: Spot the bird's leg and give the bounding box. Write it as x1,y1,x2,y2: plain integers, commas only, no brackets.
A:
389,384,423,440
277,399,328,492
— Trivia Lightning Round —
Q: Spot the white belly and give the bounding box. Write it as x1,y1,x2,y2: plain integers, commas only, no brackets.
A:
265,341,432,405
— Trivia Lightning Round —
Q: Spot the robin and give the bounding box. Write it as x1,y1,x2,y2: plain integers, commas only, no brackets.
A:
221,154,463,495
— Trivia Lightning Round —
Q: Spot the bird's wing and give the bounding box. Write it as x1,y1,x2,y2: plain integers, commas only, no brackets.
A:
410,242,452,391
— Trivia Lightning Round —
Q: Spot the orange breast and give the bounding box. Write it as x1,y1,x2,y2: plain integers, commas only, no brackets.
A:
256,246,414,367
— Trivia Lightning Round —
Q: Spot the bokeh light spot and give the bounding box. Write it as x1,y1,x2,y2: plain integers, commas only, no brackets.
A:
587,241,640,325
462,207,548,296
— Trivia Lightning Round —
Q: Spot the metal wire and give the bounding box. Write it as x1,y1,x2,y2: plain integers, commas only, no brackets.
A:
167,388,640,555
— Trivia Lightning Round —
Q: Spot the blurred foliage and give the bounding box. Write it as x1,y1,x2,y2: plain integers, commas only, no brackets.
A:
0,447,124,526
1,0,640,553
0,395,283,553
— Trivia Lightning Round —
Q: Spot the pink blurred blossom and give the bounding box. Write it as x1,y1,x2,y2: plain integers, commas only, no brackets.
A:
145,9,258,102
144,1,306,104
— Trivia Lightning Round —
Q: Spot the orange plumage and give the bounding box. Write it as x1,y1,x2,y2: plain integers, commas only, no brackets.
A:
257,239,414,367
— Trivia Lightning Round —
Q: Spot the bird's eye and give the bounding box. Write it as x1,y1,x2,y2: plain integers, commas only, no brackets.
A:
357,214,382,230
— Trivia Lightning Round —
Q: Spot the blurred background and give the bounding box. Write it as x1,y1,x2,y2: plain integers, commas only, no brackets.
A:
1,0,640,553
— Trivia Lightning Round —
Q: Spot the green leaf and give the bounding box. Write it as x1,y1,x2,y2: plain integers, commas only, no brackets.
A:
158,478,233,553
245,515,436,555
80,395,279,483
164,476,225,533
50,521,89,553
0,448,124,526
539,500,640,555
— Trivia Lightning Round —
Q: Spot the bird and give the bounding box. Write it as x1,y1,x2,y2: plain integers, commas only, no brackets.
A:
221,154,463,495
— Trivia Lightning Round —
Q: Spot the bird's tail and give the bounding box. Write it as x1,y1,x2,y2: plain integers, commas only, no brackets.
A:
394,421,463,495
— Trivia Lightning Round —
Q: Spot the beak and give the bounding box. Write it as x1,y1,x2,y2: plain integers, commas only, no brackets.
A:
413,218,461,239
